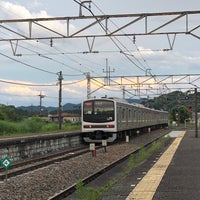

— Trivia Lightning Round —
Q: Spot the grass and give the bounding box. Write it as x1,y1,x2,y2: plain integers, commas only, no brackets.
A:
75,136,169,200
0,118,81,136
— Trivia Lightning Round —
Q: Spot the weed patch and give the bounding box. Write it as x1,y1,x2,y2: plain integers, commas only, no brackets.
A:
75,136,169,200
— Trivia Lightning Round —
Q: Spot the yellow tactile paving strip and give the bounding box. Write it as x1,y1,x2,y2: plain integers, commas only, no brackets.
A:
126,131,186,200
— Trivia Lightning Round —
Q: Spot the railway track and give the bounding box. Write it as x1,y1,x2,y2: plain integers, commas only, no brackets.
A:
0,138,124,181
0,129,171,200
0,145,91,181
49,131,170,200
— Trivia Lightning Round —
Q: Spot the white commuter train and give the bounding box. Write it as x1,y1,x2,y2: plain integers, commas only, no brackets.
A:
82,98,168,143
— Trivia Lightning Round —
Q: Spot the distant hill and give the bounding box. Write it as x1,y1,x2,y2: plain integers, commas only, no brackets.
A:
141,91,200,112
63,103,81,111
126,98,147,104
17,103,81,115
16,91,200,116
18,105,57,113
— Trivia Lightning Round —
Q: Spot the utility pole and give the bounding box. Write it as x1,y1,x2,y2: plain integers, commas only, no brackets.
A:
58,71,63,129
84,72,91,99
103,58,115,86
38,92,45,116
122,86,125,99
195,88,198,138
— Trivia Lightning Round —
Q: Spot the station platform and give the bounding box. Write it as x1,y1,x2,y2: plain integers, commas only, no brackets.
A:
126,130,200,200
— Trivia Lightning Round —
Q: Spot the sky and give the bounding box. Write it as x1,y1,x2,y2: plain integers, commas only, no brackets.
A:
0,0,200,107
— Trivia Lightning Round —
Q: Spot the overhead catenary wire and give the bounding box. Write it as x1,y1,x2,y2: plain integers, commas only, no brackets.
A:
0,5,89,77
92,1,154,76
91,1,171,86
75,0,167,98
52,45,98,75
0,27,93,77
0,2,106,105
25,37,100,76
0,79,57,87
62,79,85,85
0,1,173,104
1,3,150,78
73,0,157,98
7,39,86,77
73,0,148,73
0,51,57,75
90,77,143,98
0,78,86,87
7,37,104,77
0,2,80,79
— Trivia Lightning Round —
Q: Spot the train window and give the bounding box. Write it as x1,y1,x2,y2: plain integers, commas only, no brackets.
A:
122,108,125,121
128,109,131,121
118,107,121,122
143,111,145,122
83,101,93,114
94,101,114,115
133,110,137,122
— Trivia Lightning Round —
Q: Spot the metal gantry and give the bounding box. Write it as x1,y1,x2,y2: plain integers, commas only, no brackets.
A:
1,10,200,99
87,74,200,98
1,10,200,52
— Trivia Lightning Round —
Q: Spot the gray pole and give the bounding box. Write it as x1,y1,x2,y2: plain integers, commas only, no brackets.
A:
38,92,45,116
85,72,91,99
58,71,63,129
195,88,198,138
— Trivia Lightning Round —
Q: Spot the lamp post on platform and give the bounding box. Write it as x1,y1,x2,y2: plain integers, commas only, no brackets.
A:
186,88,198,138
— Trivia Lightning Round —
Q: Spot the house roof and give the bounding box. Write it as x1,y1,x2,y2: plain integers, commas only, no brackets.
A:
49,112,80,118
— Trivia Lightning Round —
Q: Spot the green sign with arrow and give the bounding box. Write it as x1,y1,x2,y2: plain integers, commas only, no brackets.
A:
1,156,12,169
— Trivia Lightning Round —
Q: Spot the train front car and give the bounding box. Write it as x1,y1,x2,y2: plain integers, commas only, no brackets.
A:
82,99,117,143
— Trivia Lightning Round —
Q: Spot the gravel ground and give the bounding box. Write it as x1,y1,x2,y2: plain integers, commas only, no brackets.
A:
0,131,166,200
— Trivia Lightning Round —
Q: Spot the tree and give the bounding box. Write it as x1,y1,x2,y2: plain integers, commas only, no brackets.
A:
170,105,192,124
0,104,21,121
142,90,200,113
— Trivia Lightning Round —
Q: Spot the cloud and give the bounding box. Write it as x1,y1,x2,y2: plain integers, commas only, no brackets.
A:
0,1,200,107
0,1,76,37
0,1,52,19
0,79,43,96
130,46,200,74
27,0,42,10
4,85,37,95
0,1,32,18
0,78,87,106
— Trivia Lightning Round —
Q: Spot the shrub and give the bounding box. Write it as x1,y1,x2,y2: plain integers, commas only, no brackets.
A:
0,117,81,136
19,118,43,133
0,120,18,135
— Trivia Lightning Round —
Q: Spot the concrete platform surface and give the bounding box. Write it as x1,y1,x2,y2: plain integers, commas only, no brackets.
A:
153,130,200,200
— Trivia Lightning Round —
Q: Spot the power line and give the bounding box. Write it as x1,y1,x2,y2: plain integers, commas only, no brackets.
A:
6,39,85,76
73,0,147,73
0,52,57,75
0,4,153,79
0,79,57,87
92,1,152,74
0,92,37,98
52,45,104,76
62,79,85,85
52,46,92,75
0,28,90,77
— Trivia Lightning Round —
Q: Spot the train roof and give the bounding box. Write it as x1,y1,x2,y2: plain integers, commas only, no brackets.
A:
83,98,168,113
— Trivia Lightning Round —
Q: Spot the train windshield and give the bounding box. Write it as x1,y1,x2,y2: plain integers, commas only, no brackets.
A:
83,100,114,123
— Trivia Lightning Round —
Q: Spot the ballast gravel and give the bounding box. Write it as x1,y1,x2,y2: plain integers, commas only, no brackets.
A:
0,132,164,200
